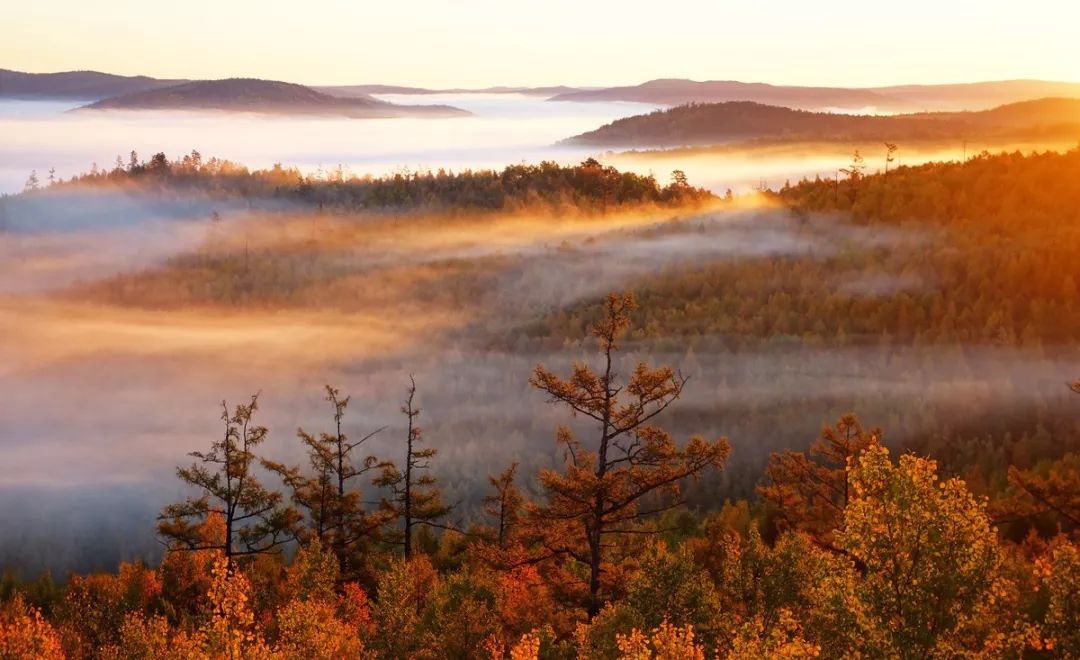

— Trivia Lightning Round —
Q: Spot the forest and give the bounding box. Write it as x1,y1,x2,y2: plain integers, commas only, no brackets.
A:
564,98,1080,147
4,150,1080,658
28,151,713,214
0,292,1078,659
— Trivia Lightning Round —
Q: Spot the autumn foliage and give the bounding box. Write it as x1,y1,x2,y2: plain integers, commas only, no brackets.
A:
2,295,1079,659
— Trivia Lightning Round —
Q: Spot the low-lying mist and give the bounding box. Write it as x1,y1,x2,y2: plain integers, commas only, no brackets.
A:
5,96,1072,201
2,186,1076,576
0,95,656,195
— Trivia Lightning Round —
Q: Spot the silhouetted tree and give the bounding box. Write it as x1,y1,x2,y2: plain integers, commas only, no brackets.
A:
883,142,898,176
148,152,170,176
840,149,866,202
375,377,450,558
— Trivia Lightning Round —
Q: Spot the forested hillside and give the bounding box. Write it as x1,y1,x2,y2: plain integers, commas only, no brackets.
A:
538,148,1080,348
5,150,1080,659
44,152,713,214
564,98,1080,147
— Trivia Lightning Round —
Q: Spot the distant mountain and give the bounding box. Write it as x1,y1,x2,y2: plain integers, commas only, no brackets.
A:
550,78,1080,113
76,79,470,118
0,68,184,100
870,80,1080,111
549,79,912,112
562,98,1080,148
317,84,583,98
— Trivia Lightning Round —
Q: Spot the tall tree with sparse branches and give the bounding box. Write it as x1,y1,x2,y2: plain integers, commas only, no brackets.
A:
482,462,524,550
526,292,730,619
158,394,300,567
375,376,450,558
263,385,389,581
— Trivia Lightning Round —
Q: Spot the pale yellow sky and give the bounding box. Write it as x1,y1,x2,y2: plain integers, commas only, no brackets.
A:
4,0,1078,88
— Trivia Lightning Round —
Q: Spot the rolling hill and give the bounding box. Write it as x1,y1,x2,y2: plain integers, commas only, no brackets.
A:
76,78,470,117
562,97,1080,148
0,68,184,99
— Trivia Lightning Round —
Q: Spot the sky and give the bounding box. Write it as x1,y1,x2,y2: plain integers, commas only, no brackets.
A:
4,0,1079,88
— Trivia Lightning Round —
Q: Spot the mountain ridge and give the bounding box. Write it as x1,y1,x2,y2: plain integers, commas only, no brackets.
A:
549,78,1080,113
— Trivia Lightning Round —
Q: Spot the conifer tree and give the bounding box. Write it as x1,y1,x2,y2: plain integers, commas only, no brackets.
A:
759,414,879,552
158,394,299,566
375,376,450,558
264,385,389,581
482,463,525,550
526,292,730,619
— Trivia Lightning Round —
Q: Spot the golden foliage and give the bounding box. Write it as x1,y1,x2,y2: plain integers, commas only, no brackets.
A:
725,609,819,660
836,444,1005,656
0,596,64,660
274,598,363,659
203,557,272,660
615,620,705,660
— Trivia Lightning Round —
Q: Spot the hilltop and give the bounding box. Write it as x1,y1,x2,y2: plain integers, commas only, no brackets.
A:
77,78,469,117
0,68,183,99
562,97,1080,147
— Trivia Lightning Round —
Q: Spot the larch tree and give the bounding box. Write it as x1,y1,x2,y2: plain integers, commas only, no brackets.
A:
526,292,730,619
1004,452,1080,530
158,394,300,567
840,149,866,202
263,385,389,581
758,414,880,553
999,380,1080,531
375,376,450,558
482,462,525,551
883,142,898,176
